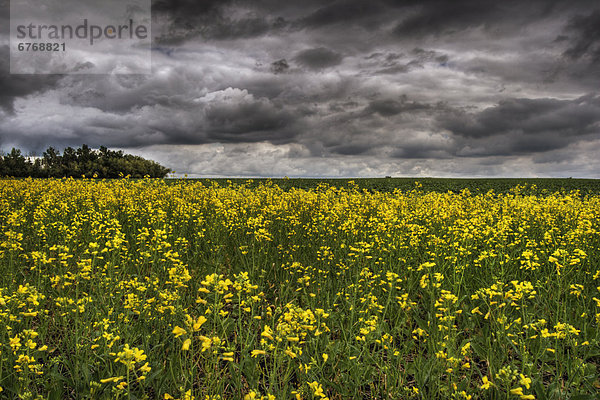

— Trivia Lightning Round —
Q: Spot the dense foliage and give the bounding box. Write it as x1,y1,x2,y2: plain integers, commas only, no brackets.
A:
0,145,171,178
0,179,599,399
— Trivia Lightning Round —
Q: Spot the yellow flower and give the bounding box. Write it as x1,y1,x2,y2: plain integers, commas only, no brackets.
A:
182,338,192,351
193,316,207,331
251,350,266,357
100,376,124,383
221,351,234,362
139,362,151,373
21,311,38,317
322,353,328,362
308,381,326,398
261,326,274,340
519,374,531,389
285,349,297,358
9,335,21,350
172,326,187,338
480,376,491,390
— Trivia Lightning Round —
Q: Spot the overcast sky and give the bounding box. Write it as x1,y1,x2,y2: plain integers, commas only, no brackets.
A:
1,0,600,177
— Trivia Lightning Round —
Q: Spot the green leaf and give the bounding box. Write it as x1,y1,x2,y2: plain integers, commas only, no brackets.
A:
533,380,547,400
570,395,597,400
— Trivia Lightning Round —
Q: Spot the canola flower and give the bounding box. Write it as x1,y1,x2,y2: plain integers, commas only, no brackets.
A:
0,178,598,398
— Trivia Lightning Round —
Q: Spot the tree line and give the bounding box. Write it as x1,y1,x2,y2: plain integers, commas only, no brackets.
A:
0,145,171,178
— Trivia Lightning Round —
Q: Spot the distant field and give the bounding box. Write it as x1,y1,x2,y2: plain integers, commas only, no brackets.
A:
184,177,600,195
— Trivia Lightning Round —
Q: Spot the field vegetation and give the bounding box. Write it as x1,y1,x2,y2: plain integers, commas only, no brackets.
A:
0,178,599,399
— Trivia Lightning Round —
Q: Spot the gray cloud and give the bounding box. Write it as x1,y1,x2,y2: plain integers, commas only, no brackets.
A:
298,1,385,28
202,88,296,141
390,0,571,38
364,96,432,116
392,1,497,38
0,86,301,151
270,59,289,74
293,47,344,70
0,46,62,112
152,0,224,17
441,95,600,139
151,0,292,44
562,9,600,62
361,49,450,75
439,95,600,156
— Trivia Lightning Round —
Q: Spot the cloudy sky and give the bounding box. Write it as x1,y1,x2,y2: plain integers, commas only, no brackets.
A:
1,0,600,177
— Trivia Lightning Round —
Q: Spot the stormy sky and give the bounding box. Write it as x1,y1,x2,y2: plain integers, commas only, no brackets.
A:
1,0,600,177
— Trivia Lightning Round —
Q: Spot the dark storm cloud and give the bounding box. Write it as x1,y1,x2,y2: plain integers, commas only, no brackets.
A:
440,95,600,156
390,0,567,37
411,48,448,65
326,144,369,156
562,10,600,62
364,96,431,116
3,0,600,177
0,46,62,113
0,1,59,111
365,48,449,75
392,1,494,37
0,0,8,32
0,83,301,151
202,89,295,140
154,16,282,44
546,9,600,88
152,0,290,43
151,0,573,43
369,59,410,75
298,1,385,28
152,0,224,17
152,0,389,44
199,14,291,41
204,18,272,40
441,95,600,139
149,0,593,50
391,146,452,159
270,59,289,74
293,47,343,69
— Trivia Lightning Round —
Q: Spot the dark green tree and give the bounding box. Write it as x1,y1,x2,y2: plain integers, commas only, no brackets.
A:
1,148,30,177
0,145,171,178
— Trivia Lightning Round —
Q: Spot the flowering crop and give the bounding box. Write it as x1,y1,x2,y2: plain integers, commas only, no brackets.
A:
0,178,599,399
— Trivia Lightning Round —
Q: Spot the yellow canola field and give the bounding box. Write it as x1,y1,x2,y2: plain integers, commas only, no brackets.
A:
0,178,599,399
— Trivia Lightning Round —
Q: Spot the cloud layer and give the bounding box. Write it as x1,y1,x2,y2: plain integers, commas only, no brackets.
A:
1,0,599,177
